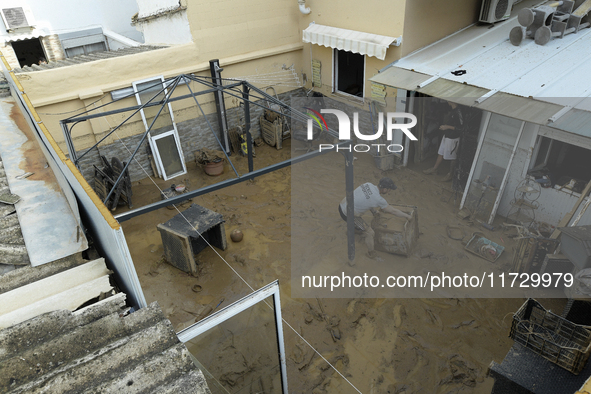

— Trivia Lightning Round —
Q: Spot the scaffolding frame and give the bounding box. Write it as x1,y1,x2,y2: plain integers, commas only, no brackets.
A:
60,72,357,261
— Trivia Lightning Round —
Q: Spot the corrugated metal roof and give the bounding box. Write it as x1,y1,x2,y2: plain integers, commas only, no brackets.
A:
3,28,47,43
0,156,28,270
0,98,88,267
12,45,165,73
0,257,210,393
0,295,211,393
370,0,591,133
303,23,398,60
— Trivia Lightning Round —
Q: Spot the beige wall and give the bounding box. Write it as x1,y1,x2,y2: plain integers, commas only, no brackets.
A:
298,0,481,104
401,0,481,56
15,0,305,150
187,0,302,59
15,0,481,151
23,46,303,151
297,0,406,104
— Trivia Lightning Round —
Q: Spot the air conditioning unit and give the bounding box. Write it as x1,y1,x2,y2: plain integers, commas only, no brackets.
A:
1,6,35,31
479,0,514,23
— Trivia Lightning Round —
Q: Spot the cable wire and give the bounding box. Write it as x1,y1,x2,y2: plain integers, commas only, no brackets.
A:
98,101,362,394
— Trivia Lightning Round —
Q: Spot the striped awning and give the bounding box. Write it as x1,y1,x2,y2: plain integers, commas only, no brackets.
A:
303,23,399,60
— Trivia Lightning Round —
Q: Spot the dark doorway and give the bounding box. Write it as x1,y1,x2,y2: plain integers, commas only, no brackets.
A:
11,38,46,68
334,49,364,97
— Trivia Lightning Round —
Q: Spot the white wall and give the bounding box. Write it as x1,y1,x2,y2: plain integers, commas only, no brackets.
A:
0,0,143,43
135,10,192,45
494,122,591,227
137,0,180,17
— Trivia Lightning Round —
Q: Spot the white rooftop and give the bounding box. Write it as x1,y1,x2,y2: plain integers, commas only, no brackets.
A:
371,0,591,136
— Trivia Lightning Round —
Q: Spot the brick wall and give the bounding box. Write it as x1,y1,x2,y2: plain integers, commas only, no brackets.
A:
40,34,66,63
0,43,19,69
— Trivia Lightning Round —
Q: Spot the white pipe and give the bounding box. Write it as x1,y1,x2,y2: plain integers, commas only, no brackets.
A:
298,0,311,14
102,29,141,47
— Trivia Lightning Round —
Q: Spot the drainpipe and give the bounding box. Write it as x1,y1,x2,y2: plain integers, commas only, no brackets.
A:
298,0,311,14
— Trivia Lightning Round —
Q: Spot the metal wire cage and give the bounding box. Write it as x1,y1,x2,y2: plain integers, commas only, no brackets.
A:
510,298,591,374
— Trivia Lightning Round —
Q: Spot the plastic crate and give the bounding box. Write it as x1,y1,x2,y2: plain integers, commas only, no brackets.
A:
464,233,504,262
509,299,591,374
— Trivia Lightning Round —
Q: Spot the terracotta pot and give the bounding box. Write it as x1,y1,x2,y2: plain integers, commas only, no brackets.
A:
204,160,224,176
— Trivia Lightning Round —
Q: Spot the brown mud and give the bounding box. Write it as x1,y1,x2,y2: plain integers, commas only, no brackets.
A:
120,139,565,393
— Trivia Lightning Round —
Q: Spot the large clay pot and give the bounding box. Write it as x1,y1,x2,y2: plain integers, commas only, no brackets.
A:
204,160,224,176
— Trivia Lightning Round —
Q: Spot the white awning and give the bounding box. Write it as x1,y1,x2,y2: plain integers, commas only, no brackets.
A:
5,28,47,43
303,23,400,61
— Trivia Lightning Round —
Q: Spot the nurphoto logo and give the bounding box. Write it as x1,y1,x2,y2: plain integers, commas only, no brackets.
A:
305,108,418,153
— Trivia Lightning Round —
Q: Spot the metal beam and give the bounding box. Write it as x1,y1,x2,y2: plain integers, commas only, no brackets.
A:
104,77,182,205
209,60,230,153
115,141,352,222
243,82,254,172
344,146,355,261
64,81,244,123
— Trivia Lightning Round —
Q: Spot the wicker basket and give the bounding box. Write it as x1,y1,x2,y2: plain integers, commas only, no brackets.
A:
509,299,591,374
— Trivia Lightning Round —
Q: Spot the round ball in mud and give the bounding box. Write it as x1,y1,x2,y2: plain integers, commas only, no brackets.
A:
230,229,243,242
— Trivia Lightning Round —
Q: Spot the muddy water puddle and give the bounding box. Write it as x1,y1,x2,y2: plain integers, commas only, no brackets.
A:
120,141,564,393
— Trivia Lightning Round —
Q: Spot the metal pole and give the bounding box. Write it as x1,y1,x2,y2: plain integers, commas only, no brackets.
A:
183,76,239,178
64,81,244,124
74,80,173,165
60,120,78,165
115,140,352,222
242,82,254,173
209,60,230,153
104,77,181,204
345,144,355,262
272,286,289,394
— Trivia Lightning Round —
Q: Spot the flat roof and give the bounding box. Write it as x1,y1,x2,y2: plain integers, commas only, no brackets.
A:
371,0,591,134
0,97,88,267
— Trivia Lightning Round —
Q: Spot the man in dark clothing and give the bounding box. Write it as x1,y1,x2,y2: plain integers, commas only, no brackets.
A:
423,101,464,181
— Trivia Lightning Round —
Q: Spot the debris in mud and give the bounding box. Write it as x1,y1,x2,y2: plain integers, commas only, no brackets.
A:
451,320,476,329
393,304,405,328
191,284,202,293
233,254,246,266
299,351,316,371
439,354,482,388
415,248,433,258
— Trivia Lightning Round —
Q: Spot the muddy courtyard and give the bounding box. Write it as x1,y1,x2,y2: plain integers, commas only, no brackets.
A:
119,139,566,393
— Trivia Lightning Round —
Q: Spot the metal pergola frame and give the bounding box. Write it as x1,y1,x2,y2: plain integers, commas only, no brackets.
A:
60,72,358,260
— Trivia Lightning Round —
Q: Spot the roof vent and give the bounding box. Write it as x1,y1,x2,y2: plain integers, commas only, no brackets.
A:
1,7,30,30
479,0,514,24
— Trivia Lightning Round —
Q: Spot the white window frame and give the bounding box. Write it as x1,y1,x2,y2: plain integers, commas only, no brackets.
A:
177,280,288,394
333,48,366,100
132,76,186,180
150,130,187,181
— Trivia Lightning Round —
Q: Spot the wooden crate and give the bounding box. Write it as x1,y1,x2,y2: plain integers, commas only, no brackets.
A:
371,205,419,256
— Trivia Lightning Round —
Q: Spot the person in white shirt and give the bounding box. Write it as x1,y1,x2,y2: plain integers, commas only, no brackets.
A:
339,177,412,259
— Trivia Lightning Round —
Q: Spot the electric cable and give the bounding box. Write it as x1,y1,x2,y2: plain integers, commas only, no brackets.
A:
97,96,363,394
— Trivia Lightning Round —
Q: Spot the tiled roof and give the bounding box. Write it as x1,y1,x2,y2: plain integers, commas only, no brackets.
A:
0,297,211,393
0,260,211,394
12,46,166,73
0,156,28,271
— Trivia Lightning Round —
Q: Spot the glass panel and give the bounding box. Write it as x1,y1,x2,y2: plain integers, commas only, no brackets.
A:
463,113,522,223
136,79,173,133
185,296,282,394
154,133,184,177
